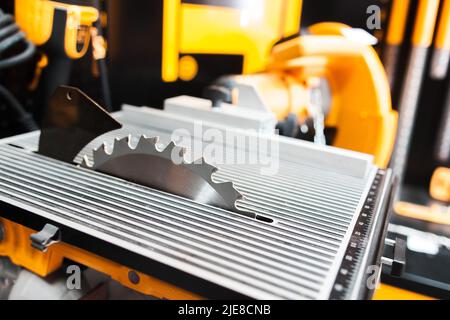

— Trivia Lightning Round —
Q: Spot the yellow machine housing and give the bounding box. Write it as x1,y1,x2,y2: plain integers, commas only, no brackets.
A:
227,23,397,168
162,0,302,82
14,0,98,59
0,218,201,299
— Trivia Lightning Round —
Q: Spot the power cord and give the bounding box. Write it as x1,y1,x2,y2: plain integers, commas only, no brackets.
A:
0,9,35,70
0,9,38,132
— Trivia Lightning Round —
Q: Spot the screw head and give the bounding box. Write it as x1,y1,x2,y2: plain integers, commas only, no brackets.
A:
128,270,140,285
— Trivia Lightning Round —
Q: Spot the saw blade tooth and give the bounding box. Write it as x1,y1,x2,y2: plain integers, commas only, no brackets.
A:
92,143,109,165
112,135,132,156
95,142,109,155
184,160,219,184
216,180,237,191
150,136,160,144
147,136,160,147
117,135,131,147
139,134,151,144
205,161,218,173
191,156,205,165
136,135,159,153
80,155,92,168
137,135,148,145
136,135,150,149
230,185,244,201
161,141,176,158
200,162,217,177
84,136,243,213
214,181,243,207
234,187,245,200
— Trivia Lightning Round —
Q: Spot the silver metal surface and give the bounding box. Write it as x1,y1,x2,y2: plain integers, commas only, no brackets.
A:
0,139,378,299
81,135,244,214
113,106,374,178
0,106,385,299
391,46,429,187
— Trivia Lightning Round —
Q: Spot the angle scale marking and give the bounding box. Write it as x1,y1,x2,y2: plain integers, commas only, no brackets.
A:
329,171,385,299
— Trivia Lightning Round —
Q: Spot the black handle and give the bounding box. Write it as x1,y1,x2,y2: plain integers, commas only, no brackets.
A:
382,237,406,277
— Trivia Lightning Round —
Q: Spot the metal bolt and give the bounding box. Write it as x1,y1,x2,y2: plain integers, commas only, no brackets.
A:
128,270,140,284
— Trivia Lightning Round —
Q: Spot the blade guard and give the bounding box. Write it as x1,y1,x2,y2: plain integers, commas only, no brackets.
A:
38,86,122,163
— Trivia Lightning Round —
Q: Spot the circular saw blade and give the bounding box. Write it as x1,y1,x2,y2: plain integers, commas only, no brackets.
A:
80,135,246,214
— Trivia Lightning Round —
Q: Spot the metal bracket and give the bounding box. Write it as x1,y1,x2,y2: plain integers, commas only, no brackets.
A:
38,86,122,163
381,237,406,277
30,224,61,252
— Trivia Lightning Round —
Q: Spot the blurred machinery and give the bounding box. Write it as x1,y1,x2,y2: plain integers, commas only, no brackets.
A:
204,22,397,168
379,0,450,299
3,0,398,166
0,0,449,300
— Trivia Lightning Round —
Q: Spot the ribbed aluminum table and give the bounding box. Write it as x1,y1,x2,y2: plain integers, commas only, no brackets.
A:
0,110,393,299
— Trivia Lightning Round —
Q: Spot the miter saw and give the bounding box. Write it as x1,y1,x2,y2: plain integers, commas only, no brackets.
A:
0,85,404,300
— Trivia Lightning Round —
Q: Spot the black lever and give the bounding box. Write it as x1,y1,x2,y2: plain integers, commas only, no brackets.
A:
382,237,406,277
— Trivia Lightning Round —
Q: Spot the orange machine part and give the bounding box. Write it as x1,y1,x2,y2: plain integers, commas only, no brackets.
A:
395,202,450,226
374,284,434,300
412,0,440,47
435,0,450,50
15,0,99,59
386,0,411,46
267,23,398,168
430,167,450,202
0,218,201,299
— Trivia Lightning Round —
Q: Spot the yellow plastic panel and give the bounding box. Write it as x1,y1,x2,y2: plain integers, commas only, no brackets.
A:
435,0,450,49
395,202,450,226
386,0,411,45
0,218,200,299
412,0,440,47
0,218,63,276
162,0,302,82
374,284,434,300
15,0,54,45
14,0,98,59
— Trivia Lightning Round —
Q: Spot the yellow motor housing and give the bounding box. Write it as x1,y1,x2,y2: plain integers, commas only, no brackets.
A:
226,23,397,168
